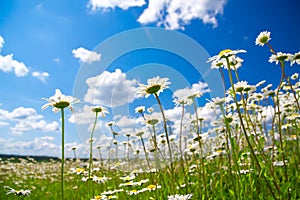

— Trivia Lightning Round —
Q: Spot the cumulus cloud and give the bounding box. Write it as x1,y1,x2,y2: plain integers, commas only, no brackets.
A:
0,35,4,52
0,106,59,135
173,82,210,105
84,69,138,108
138,0,227,30
69,105,98,125
0,54,29,77
72,47,101,64
32,71,49,83
88,0,146,11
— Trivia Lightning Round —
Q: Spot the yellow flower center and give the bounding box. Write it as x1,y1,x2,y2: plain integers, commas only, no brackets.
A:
145,85,161,94
259,36,269,44
218,49,232,56
92,107,103,113
147,184,156,190
54,101,70,109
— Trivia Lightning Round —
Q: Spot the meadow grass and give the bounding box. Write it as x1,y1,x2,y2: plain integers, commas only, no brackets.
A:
1,31,300,199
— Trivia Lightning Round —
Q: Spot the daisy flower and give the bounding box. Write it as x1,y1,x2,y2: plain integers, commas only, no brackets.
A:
135,106,145,113
4,186,31,196
92,105,109,117
41,89,80,113
137,76,170,98
208,49,247,62
207,49,246,70
255,31,271,46
167,194,193,200
268,52,293,65
289,51,300,66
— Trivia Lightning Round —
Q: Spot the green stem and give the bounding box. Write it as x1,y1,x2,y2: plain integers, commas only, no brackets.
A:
60,108,65,200
154,93,173,170
89,111,99,196
225,56,278,198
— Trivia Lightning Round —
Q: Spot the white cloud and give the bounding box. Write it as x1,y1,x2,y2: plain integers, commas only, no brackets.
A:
72,47,101,64
137,0,165,24
88,0,146,11
84,69,138,108
69,105,97,125
0,35,4,52
32,71,49,83
0,54,29,77
173,82,210,105
138,0,227,30
0,106,59,135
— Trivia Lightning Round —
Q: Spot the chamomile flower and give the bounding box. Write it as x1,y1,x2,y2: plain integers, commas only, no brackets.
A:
135,106,145,113
255,31,271,46
92,105,109,117
4,186,31,196
289,51,300,66
268,52,293,65
208,49,246,70
41,89,80,112
137,76,170,98
167,194,193,200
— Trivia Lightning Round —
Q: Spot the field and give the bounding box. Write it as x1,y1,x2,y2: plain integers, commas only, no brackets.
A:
1,32,300,200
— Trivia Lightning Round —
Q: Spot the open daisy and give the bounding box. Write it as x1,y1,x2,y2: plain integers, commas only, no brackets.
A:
42,89,80,113
92,105,109,117
255,31,271,46
269,52,293,65
137,76,170,98
208,49,246,63
289,51,300,66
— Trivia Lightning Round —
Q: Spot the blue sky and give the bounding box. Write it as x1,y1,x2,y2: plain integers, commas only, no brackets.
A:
0,0,299,157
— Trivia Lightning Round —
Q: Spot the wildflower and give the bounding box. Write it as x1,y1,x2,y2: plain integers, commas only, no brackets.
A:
4,186,31,196
41,89,79,113
291,73,299,80
273,160,287,166
268,52,293,65
208,49,246,62
119,175,135,181
146,184,162,191
135,131,144,137
167,194,193,200
289,51,300,66
71,167,85,175
147,107,154,113
128,189,139,195
137,76,170,98
255,31,271,46
135,106,145,113
92,105,109,117
145,118,159,126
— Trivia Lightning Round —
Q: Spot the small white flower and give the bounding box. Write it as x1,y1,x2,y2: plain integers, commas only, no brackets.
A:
137,76,170,98
268,52,293,65
41,89,79,112
289,51,300,66
92,105,109,117
135,106,145,113
255,31,271,46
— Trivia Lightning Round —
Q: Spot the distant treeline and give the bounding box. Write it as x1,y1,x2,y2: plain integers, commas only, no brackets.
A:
0,154,60,162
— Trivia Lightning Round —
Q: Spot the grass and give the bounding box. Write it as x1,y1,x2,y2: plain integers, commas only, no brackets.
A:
1,31,300,199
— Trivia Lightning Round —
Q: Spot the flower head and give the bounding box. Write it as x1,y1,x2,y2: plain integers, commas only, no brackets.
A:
135,106,145,113
137,76,170,98
4,186,31,196
92,105,109,117
289,51,300,66
269,52,293,65
42,89,79,112
207,49,246,69
167,194,193,200
255,31,271,46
